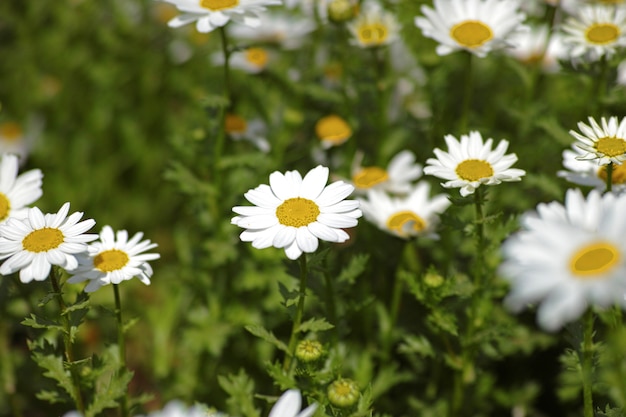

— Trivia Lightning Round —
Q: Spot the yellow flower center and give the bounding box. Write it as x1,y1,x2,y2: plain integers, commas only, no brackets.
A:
595,136,626,157
455,159,494,181
245,48,269,68
22,228,64,253
315,115,352,144
352,167,389,188
199,0,238,11
0,122,23,141
225,114,247,134
94,249,130,272
597,0,624,3
585,23,620,45
570,241,620,278
598,163,626,184
276,197,320,227
386,211,426,236
450,20,493,48
357,23,388,46
0,193,10,221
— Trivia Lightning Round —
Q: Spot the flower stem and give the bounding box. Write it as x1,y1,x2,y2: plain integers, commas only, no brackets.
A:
605,162,613,193
283,255,309,372
323,270,339,346
0,317,21,417
473,187,486,285
50,269,85,414
592,55,609,116
582,309,595,417
113,284,129,417
459,51,474,134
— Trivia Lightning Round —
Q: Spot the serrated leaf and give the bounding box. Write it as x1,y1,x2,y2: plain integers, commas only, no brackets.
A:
265,361,295,389
427,310,458,336
297,317,334,333
337,254,369,285
21,314,64,332
398,335,435,358
38,292,57,307
32,352,76,402
122,317,139,334
63,298,90,315
85,369,133,417
245,324,288,352
218,369,260,417
35,389,66,404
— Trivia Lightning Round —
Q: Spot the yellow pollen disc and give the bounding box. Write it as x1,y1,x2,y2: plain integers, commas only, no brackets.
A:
450,20,493,48
357,23,389,46
245,48,269,68
94,249,130,272
570,241,620,278
276,197,320,227
455,159,494,181
199,0,238,10
0,122,23,141
225,114,247,134
22,228,64,253
595,136,626,157
315,115,352,144
585,23,620,45
352,167,389,188
386,211,426,236
0,193,10,221
598,163,626,184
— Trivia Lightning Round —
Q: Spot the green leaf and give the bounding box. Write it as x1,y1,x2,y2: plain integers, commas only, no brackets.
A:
337,254,370,285
245,324,288,353
297,317,334,333
398,335,435,358
427,310,458,336
218,369,260,417
265,361,295,390
31,352,76,403
21,314,64,333
85,369,133,417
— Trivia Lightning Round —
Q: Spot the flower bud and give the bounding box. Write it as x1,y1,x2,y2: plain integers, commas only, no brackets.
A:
327,378,359,408
296,340,324,362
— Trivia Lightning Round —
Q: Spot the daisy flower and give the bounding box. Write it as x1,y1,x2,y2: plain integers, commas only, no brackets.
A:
506,24,567,72
347,3,400,48
0,153,43,224
351,150,423,194
140,401,214,417
618,59,626,85
414,0,528,58
558,144,626,192
569,116,626,165
358,181,451,239
0,117,42,162
269,389,317,417
163,0,282,33
0,203,97,283
315,115,352,149
228,47,272,73
227,12,316,50
560,5,626,61
500,188,626,331
231,165,362,260
423,131,526,197
225,113,270,152
67,226,160,293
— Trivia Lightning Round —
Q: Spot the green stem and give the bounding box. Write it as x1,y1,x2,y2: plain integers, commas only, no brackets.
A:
592,55,609,116
212,26,232,203
605,162,613,193
50,269,85,414
113,284,129,417
283,255,309,372
323,270,338,346
0,317,21,417
459,51,474,134
473,187,486,285
582,309,595,417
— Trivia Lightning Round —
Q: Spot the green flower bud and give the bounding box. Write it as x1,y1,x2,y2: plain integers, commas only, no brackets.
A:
328,0,355,23
327,378,359,408
423,270,444,288
295,340,324,362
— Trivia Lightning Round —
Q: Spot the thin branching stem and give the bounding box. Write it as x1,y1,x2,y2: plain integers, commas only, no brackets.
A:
113,284,129,417
283,255,309,372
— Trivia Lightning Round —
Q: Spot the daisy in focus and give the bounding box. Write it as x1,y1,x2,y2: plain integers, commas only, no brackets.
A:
0,153,43,224
67,225,160,293
163,0,282,33
269,389,317,417
569,116,626,165
414,0,528,58
0,203,97,283
424,131,525,197
500,188,626,331
347,3,400,48
358,181,451,239
351,150,423,195
231,165,361,260
560,5,626,61
558,144,626,192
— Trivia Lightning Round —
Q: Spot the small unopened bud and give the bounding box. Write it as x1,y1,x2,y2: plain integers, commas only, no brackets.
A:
327,378,359,408
328,0,356,23
423,271,444,288
295,340,324,362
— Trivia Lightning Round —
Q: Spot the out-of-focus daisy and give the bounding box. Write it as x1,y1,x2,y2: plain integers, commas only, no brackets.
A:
139,401,213,417
558,144,626,191
232,165,361,260
351,150,423,194
229,47,272,73
414,0,528,58
227,13,316,49
269,389,317,417
506,24,567,72
561,5,626,61
67,226,160,293
561,0,626,15
163,0,282,33
0,203,97,283
358,182,450,239
569,116,626,165
500,188,626,331
0,117,42,162
618,59,626,85
0,153,43,224
424,131,526,197
347,3,400,48
225,113,270,152
315,115,352,149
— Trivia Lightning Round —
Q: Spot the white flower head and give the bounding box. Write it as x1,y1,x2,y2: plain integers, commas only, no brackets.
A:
228,47,273,73
140,400,212,417
227,12,316,49
0,203,97,283
67,226,160,293
316,115,352,149
358,182,451,239
569,116,626,165
225,113,270,152
269,389,318,417
0,118,41,162
558,144,626,191
500,189,626,331
561,0,626,16
618,59,626,85
506,24,568,72
414,0,528,58
351,150,423,195
561,5,626,61
0,153,43,224
424,131,525,197
347,3,400,48
232,165,362,260
164,0,282,33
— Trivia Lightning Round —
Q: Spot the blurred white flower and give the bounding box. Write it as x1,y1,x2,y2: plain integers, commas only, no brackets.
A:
351,150,423,195
228,12,316,49
225,113,270,152
558,144,626,192
347,3,400,48
0,153,43,224
506,24,567,72
269,389,317,417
